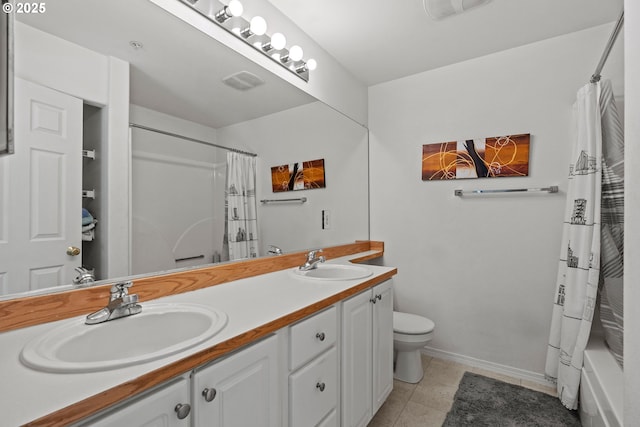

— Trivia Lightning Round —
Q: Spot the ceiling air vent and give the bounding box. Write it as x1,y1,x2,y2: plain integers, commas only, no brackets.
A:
222,71,265,91
423,0,492,20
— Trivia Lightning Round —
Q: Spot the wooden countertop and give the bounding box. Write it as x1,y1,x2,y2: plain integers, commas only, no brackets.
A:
0,241,396,426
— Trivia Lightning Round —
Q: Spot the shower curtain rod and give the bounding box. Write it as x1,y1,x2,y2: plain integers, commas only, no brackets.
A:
590,11,624,83
129,123,258,157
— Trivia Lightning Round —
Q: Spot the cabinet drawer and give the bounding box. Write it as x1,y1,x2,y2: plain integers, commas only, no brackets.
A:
289,347,338,427
290,306,337,370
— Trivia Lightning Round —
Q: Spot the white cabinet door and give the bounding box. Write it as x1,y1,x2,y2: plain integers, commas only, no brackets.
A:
341,280,394,427
192,335,280,427
80,377,191,427
341,289,373,427
372,280,394,413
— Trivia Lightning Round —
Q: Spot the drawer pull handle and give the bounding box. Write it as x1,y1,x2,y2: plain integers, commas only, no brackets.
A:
316,382,326,392
202,387,217,402
316,332,326,341
174,403,191,419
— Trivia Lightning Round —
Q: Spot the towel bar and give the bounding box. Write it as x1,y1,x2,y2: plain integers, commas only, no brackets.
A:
454,186,558,197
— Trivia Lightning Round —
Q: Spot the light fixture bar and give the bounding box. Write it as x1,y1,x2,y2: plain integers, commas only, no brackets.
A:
180,0,314,82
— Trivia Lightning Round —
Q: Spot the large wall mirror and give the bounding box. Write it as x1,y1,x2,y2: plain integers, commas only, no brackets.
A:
0,2,12,155
0,0,369,299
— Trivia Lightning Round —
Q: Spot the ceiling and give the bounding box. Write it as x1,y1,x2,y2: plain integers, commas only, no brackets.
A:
268,0,624,86
17,0,315,129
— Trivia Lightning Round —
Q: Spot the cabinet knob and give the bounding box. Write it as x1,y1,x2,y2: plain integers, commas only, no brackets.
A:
316,382,326,392
202,387,217,402
315,332,326,342
376,294,382,301
174,403,191,420
370,297,377,304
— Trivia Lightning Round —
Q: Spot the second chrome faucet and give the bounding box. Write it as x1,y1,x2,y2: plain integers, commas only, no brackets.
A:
299,249,325,271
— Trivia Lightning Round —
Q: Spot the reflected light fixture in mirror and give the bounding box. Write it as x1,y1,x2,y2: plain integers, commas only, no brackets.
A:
182,0,317,81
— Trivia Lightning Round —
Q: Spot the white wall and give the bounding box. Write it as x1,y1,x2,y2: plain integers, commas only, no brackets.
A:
624,0,640,423
218,102,369,255
369,24,624,377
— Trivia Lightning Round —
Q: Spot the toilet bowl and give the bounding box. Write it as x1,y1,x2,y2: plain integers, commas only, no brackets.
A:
393,311,435,383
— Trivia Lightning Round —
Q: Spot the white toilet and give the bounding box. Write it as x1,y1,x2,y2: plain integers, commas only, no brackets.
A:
393,311,435,383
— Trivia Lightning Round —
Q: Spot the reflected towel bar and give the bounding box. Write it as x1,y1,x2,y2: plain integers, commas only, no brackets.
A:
454,186,558,197
261,197,308,204
175,255,205,262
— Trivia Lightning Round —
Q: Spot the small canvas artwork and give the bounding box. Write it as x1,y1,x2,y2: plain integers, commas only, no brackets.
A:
271,158,326,192
421,134,530,180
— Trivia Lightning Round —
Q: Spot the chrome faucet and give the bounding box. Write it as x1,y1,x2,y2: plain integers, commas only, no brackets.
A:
268,245,283,256
299,249,325,271
85,281,142,325
72,267,95,286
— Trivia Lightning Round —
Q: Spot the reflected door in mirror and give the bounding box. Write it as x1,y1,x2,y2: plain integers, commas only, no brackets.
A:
0,79,82,294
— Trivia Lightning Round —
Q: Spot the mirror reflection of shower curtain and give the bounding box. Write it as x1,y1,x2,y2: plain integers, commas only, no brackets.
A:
545,82,602,410
223,152,259,261
597,80,624,368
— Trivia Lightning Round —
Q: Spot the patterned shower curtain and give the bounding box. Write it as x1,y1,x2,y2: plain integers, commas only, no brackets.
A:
598,80,624,367
222,152,259,261
545,82,602,410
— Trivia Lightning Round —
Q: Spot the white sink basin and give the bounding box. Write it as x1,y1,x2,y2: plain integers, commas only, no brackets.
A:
20,303,228,373
291,264,373,281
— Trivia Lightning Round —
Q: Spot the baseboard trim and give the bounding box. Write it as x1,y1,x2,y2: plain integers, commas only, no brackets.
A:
421,346,555,387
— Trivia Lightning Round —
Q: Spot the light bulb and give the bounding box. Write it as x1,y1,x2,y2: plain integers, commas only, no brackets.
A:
215,0,243,23
306,59,317,71
270,32,286,50
249,16,267,36
227,0,243,17
289,45,303,62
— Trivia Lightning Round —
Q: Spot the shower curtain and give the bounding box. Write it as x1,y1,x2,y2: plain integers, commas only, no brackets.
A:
598,80,624,368
223,152,259,261
545,82,603,410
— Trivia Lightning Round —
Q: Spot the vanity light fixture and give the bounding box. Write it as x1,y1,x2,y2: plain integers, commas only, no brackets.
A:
240,16,267,38
280,45,303,64
214,0,243,23
181,0,317,82
295,58,317,73
261,32,286,52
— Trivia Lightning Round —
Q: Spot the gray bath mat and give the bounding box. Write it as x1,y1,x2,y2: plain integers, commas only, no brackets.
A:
442,372,581,426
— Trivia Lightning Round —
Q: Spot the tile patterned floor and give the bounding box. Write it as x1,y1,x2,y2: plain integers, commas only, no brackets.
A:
368,355,558,427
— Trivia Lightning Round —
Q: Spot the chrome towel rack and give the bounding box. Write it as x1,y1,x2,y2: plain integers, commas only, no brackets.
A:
260,197,308,204
454,186,558,197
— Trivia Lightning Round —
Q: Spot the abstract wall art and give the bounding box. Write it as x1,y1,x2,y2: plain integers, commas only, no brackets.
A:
271,158,326,192
421,134,530,180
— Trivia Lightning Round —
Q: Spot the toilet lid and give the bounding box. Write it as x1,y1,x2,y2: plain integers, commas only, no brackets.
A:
393,312,435,335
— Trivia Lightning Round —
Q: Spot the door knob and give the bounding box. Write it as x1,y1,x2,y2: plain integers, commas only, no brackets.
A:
66,246,81,256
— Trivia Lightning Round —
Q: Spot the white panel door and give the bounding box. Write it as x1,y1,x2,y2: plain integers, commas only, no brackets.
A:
341,289,373,427
0,78,82,294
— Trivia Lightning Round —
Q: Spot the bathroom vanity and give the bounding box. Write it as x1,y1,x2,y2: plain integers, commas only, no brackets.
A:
0,242,396,426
